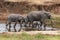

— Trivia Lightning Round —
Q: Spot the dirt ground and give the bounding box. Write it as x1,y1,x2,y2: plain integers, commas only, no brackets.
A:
2,31,60,35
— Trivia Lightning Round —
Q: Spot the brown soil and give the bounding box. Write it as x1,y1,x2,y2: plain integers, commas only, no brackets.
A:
2,31,60,35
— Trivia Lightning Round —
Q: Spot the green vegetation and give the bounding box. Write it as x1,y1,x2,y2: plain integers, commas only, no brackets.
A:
0,33,60,40
52,17,60,28
46,15,60,28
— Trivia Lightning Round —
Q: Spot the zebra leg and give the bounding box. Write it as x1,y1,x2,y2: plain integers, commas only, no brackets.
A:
14,22,17,32
29,22,31,27
6,22,8,27
8,22,11,32
18,22,22,32
32,22,34,28
38,24,42,31
44,24,47,31
43,19,47,31
32,22,35,28
44,24,46,31
34,22,38,28
38,21,42,31
43,20,47,31
6,21,9,31
24,22,27,27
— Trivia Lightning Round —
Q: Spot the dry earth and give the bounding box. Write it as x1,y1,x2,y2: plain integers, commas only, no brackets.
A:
2,31,60,35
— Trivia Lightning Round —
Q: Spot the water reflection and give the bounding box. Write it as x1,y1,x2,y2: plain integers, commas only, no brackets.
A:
0,23,59,33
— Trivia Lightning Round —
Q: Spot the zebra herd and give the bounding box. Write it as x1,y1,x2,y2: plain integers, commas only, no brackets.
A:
6,10,53,32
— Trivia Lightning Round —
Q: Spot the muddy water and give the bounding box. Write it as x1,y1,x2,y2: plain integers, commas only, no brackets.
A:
0,23,59,33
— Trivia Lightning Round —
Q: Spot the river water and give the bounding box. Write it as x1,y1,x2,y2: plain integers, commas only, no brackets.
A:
0,23,59,33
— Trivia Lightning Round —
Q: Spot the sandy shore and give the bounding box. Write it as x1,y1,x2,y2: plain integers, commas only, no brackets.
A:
2,31,60,35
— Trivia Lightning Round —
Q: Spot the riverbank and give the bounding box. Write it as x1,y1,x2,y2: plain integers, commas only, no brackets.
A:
2,31,60,35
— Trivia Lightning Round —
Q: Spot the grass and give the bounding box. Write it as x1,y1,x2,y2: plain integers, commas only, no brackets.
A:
46,14,60,28
0,33,60,40
52,17,60,28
